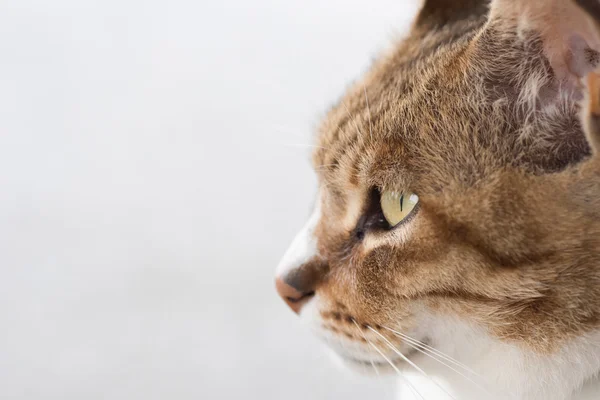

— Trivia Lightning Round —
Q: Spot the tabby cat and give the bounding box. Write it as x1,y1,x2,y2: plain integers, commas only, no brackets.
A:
275,1,600,398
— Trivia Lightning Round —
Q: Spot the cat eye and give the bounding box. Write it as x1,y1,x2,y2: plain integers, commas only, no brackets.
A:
353,189,420,239
380,190,419,227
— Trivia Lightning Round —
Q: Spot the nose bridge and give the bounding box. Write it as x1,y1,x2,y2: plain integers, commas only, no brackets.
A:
275,201,324,313
276,200,322,278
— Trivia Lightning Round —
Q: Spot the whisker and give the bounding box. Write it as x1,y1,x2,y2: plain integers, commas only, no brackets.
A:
282,143,331,150
399,334,490,394
370,358,380,377
383,326,516,398
269,124,311,138
349,321,380,376
363,85,373,140
351,321,423,399
382,325,483,379
314,163,337,171
367,326,457,400
394,332,474,373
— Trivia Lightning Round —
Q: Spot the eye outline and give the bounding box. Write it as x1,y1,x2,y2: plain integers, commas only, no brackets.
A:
380,190,420,228
353,188,420,240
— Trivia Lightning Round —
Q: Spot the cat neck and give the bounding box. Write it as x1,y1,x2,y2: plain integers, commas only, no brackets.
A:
395,374,600,400
394,314,600,400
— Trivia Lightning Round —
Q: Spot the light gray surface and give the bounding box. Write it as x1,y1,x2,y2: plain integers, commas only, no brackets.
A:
0,1,418,399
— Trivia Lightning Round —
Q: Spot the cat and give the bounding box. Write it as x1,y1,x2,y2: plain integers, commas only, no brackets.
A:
275,1,600,399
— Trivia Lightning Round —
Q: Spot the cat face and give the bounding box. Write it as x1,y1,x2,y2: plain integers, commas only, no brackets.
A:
276,1,600,397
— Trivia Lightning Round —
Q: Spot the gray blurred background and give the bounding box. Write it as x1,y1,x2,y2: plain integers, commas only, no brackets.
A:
0,1,419,399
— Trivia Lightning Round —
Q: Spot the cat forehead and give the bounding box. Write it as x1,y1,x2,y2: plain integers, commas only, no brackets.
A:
313,132,410,190
311,67,469,196
311,17,489,191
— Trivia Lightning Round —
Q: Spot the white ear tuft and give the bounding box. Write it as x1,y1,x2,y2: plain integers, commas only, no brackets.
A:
489,0,600,83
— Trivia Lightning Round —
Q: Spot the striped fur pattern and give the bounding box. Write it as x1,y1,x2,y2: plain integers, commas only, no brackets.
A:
277,1,600,398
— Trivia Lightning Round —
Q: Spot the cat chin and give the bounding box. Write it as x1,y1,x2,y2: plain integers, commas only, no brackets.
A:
327,345,426,377
327,350,401,377
406,314,600,400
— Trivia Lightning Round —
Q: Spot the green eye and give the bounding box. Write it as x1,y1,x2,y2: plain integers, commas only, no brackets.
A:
380,190,419,227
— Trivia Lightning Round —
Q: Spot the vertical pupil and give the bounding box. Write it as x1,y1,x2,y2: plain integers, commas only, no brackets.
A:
400,194,404,212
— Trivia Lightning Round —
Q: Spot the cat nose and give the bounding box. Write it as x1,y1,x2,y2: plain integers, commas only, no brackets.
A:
275,274,316,314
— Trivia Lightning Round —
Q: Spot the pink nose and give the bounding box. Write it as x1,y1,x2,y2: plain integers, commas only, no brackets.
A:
275,277,315,314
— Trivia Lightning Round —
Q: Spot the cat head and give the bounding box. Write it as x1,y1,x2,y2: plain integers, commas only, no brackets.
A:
276,1,600,398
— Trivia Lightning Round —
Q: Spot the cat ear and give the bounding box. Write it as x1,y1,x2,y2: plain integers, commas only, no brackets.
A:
573,1,600,156
487,0,600,83
583,72,600,153
413,0,488,31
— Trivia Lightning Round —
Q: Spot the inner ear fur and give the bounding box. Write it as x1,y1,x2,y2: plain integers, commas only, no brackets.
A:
487,0,600,82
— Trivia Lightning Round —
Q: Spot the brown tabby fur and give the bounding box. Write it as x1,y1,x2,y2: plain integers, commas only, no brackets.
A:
296,0,600,355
